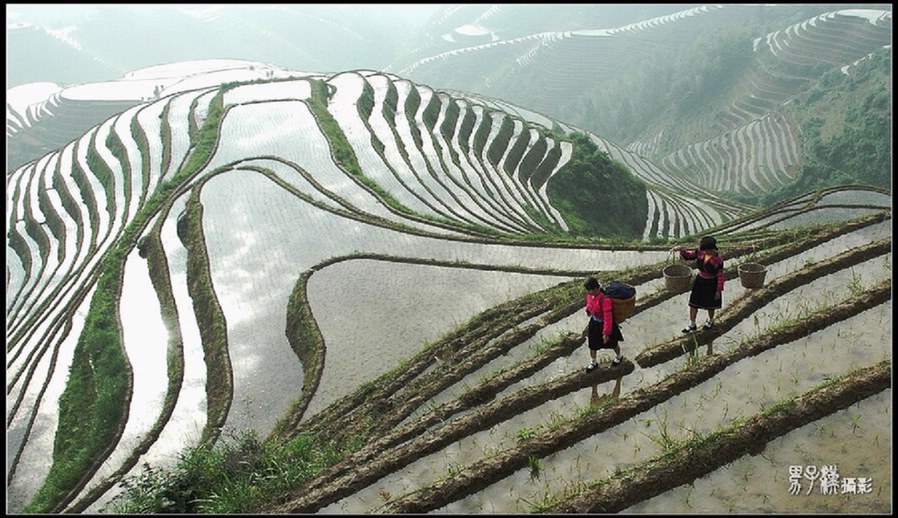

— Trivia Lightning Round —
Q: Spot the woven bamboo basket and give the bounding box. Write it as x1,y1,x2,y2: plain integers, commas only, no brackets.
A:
663,264,693,291
612,295,636,323
738,262,767,289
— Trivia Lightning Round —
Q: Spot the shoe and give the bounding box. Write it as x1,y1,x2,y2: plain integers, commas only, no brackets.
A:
682,324,697,333
612,355,623,366
702,321,714,330
586,360,598,372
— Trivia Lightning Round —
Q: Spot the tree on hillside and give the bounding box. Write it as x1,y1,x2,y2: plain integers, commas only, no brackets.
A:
547,132,647,239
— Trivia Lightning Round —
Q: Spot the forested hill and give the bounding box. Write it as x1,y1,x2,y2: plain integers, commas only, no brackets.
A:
5,4,892,514
395,4,892,205
8,4,892,206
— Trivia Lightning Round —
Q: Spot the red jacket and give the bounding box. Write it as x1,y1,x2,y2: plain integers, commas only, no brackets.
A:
585,292,614,336
680,248,725,292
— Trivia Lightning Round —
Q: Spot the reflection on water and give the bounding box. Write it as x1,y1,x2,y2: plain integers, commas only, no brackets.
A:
627,390,892,513
305,259,574,418
320,223,891,513
591,376,623,408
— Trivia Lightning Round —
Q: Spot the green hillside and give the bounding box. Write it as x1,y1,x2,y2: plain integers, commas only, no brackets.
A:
759,47,892,205
547,132,648,238
5,7,892,514
398,4,892,206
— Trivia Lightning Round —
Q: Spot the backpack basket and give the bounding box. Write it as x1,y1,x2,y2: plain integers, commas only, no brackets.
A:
738,262,767,289
611,295,637,323
663,264,693,292
603,281,637,323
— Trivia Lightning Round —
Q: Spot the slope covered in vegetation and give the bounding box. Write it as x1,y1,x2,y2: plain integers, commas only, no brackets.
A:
5,4,891,514
399,4,892,204
6,67,694,513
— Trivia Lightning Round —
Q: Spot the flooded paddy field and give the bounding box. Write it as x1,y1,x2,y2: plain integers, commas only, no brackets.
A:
5,50,890,514
292,218,891,514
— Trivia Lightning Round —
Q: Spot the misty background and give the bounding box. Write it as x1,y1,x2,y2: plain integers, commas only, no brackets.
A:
5,4,892,514
7,3,892,203
6,3,695,89
6,4,444,87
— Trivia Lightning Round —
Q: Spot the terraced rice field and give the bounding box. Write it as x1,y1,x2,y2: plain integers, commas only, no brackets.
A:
5,57,891,514
398,5,892,199
8,68,668,513
247,214,890,514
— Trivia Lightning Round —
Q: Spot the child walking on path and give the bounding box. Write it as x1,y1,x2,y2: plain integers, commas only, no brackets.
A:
673,235,724,333
584,277,624,372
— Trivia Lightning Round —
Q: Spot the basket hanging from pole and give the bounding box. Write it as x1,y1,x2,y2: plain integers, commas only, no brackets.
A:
663,264,693,291
738,262,767,289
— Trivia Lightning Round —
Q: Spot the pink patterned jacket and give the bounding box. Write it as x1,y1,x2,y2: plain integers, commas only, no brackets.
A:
585,292,615,336
680,248,725,293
